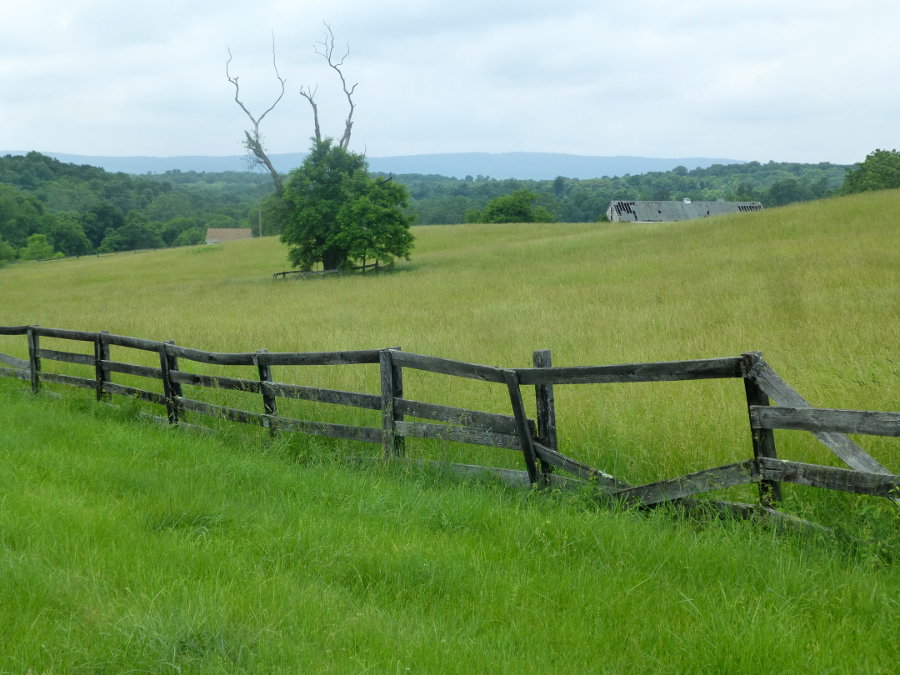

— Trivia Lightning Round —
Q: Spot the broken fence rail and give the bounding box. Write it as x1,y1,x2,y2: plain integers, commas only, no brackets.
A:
1,325,898,524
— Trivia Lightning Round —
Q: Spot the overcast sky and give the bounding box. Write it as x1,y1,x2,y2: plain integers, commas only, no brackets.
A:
1,0,897,164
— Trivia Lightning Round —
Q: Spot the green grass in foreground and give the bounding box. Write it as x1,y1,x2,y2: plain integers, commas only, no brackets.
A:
2,383,899,674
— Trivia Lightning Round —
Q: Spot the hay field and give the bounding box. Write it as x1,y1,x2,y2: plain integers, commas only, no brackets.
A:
2,190,898,488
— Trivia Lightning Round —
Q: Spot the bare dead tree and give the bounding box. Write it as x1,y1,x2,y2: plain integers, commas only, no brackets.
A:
299,84,321,145
306,23,357,150
226,34,286,192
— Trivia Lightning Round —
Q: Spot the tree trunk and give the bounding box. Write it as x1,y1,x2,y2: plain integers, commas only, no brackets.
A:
322,249,345,271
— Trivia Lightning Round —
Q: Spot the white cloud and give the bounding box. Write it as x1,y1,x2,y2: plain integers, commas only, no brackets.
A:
1,0,898,164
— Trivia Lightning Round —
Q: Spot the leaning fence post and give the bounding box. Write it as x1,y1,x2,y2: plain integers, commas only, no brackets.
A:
94,330,110,401
158,340,181,425
26,325,40,395
504,369,541,485
380,349,404,459
254,349,278,436
742,351,782,506
533,349,558,477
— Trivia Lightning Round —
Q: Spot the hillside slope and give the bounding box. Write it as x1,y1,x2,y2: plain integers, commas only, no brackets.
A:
2,190,898,482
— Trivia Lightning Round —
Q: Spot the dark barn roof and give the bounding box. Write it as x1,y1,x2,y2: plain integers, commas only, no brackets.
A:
607,199,763,223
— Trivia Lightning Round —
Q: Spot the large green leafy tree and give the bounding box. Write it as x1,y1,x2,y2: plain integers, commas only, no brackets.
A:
98,211,165,253
468,189,555,224
19,233,54,260
0,235,15,265
281,139,415,270
44,212,93,256
81,201,125,249
0,184,47,249
841,149,900,194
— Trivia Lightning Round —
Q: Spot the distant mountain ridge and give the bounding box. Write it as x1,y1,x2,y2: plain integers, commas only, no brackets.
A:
0,150,745,181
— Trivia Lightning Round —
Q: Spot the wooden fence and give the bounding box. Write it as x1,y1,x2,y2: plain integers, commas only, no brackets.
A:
2,324,898,529
273,260,392,281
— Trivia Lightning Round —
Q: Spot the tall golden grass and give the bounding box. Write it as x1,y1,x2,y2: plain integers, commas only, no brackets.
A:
2,190,898,486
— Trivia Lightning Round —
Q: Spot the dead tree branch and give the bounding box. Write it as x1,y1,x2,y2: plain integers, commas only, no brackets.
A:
299,85,321,145
226,33,286,192
314,23,358,150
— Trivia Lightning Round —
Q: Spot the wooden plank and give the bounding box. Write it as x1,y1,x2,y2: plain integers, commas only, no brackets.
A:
657,497,837,538
395,398,519,435
95,331,111,402
174,396,268,426
255,349,277,436
32,326,97,342
38,372,97,390
27,326,40,395
256,349,383,366
348,457,590,491
0,365,31,381
165,341,183,402
0,352,30,369
750,504,837,538
532,442,630,490
102,401,210,433
160,345,382,367
158,342,178,424
394,420,523,450
515,356,743,386
742,352,782,507
0,325,31,336
391,351,507,383
391,348,405,457
745,354,891,476
381,350,399,458
101,360,163,380
533,349,558,476
751,406,900,438
276,418,383,444
37,348,95,366
162,344,256,366
758,458,900,499
504,369,541,484
104,382,168,406
169,370,261,393
609,459,760,507
262,381,381,409
102,333,162,352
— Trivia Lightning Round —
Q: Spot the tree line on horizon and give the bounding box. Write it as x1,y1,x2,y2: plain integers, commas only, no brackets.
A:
1,149,899,265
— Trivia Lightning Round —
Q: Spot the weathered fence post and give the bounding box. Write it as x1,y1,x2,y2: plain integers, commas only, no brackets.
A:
255,349,278,436
380,348,405,459
158,340,181,425
393,348,405,455
504,369,541,485
742,351,782,506
94,330,110,401
533,349,558,477
26,325,40,395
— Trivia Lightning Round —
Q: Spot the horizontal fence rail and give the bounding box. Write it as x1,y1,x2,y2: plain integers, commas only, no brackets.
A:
514,357,745,386
1,325,898,532
751,406,900,438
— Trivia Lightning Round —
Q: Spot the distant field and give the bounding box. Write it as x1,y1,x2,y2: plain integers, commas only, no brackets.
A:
2,192,900,672
2,190,899,487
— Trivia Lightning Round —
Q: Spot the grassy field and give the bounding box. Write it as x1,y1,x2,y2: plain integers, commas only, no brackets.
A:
2,191,900,671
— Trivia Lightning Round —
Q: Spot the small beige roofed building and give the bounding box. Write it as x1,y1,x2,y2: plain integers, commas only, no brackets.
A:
205,228,252,244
